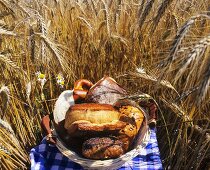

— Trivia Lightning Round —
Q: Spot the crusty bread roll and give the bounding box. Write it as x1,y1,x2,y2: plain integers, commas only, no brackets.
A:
64,103,126,136
65,103,120,125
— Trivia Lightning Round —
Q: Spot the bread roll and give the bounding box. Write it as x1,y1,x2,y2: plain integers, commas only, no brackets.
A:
85,76,127,105
118,105,144,151
82,137,124,159
64,103,126,136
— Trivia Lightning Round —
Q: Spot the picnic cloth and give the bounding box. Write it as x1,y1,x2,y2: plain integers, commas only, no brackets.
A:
30,127,163,170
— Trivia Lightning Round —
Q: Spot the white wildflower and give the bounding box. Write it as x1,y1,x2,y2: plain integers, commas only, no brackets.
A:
136,67,146,74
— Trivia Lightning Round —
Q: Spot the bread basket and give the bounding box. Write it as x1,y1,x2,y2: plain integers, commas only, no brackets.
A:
53,90,150,170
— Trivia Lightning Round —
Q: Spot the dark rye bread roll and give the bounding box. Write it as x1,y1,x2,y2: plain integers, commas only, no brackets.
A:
82,137,124,159
85,76,127,105
64,103,126,136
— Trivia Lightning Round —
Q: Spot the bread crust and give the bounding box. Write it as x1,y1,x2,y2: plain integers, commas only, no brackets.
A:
65,120,126,136
70,103,116,110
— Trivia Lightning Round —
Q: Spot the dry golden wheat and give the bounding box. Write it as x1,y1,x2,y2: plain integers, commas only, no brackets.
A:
0,0,209,169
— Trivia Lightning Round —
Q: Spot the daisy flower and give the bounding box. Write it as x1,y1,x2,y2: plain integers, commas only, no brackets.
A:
56,73,65,88
36,71,47,88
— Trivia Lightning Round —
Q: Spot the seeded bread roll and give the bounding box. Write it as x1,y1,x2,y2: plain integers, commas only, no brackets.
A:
118,105,144,151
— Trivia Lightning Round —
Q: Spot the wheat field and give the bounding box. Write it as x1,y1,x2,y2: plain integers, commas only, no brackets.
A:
0,0,209,169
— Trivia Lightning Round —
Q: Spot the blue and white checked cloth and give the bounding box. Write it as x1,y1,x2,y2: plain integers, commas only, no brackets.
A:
30,128,163,170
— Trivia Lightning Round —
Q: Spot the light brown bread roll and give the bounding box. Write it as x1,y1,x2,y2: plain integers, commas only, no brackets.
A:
64,103,126,136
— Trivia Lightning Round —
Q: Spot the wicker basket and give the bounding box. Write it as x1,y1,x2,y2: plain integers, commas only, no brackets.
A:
53,90,150,170
53,125,150,170
53,113,150,170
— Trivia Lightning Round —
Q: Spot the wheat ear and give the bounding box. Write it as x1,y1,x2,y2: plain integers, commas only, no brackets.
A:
0,86,9,118
102,0,111,37
34,33,70,73
29,26,35,63
128,70,178,93
174,35,210,84
138,0,155,30
0,54,20,71
137,0,145,20
0,118,14,135
150,0,174,34
160,14,210,68
196,58,210,105
0,26,16,36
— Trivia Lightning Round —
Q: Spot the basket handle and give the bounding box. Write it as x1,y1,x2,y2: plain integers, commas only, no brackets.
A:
139,100,158,127
41,115,56,144
73,79,93,103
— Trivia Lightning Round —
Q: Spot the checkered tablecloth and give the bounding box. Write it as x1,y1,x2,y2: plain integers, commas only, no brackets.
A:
30,128,163,170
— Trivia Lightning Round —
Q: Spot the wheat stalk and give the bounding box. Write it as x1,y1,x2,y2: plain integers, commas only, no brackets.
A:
186,122,210,169
37,14,48,63
175,86,199,102
0,11,13,19
160,97,191,122
0,144,11,155
158,14,210,88
114,0,121,32
26,81,32,100
111,34,128,47
0,134,27,168
0,0,29,18
171,13,179,32
86,0,97,17
18,4,53,70
0,0,209,169
77,16,94,34
0,0,15,16
75,1,87,16
0,119,28,163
